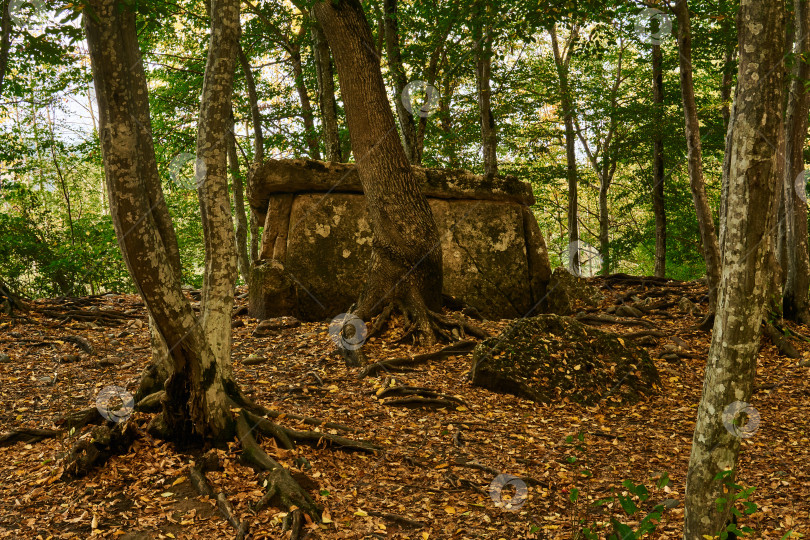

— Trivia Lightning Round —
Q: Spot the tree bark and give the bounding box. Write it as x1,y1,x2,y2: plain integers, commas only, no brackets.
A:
310,12,343,162
652,43,667,277
474,7,497,176
783,0,810,323
237,43,264,163
0,0,10,98
290,25,321,160
674,0,722,309
313,0,443,341
227,110,251,284
383,0,420,165
683,1,786,536
84,0,239,442
550,24,579,272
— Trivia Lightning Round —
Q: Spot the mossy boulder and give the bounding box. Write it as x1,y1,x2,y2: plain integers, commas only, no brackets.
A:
470,314,660,406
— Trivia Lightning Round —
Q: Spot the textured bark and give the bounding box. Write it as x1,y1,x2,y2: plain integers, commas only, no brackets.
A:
384,0,420,165
719,3,737,133
783,0,810,323
84,0,238,442
683,1,786,536
474,6,497,176
313,0,443,332
652,43,667,277
674,0,722,309
290,25,321,160
550,24,580,272
310,13,342,162
0,0,10,97
227,111,250,284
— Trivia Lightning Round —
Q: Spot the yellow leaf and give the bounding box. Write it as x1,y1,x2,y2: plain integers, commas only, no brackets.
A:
354,509,368,517
435,462,449,469
445,506,456,514
171,477,185,486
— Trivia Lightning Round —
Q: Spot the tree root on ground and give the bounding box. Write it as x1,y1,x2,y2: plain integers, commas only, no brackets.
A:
374,385,467,408
763,322,801,359
359,340,477,378
576,313,656,329
189,463,249,539
364,298,488,347
64,421,140,477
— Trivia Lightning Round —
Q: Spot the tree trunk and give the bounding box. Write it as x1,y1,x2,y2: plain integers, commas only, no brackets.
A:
0,0,10,98
674,0,722,309
599,164,611,274
383,0,420,165
310,13,343,162
313,0,443,341
652,43,666,277
683,1,786,536
783,0,810,323
228,110,251,284
550,25,579,272
237,43,264,163
290,27,321,160
719,0,737,133
439,77,459,167
84,0,240,442
474,13,497,176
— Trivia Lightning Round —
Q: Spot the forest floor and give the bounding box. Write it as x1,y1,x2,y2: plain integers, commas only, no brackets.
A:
0,276,808,539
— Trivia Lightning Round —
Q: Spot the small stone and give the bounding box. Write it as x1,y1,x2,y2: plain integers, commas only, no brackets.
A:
231,319,245,328
661,353,681,363
253,316,301,336
61,354,80,364
38,376,53,385
97,355,121,367
0,353,10,363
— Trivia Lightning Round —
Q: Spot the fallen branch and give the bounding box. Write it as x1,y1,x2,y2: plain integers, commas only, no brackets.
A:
382,397,461,408
576,313,655,329
359,340,477,378
366,509,425,529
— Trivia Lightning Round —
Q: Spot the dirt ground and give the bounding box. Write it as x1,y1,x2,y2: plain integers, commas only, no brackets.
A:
0,276,807,539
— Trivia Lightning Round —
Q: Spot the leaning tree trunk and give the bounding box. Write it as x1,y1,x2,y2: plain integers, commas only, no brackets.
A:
310,12,342,162
227,110,251,284
85,0,239,442
683,1,786,536
313,0,444,341
783,0,810,323
652,43,667,277
291,26,321,160
384,0,420,165
550,24,579,272
674,0,722,309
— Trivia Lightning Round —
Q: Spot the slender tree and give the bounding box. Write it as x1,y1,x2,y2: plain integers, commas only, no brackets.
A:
783,0,810,323
674,0,722,309
550,23,581,273
684,0,786,535
652,43,666,277
310,12,343,162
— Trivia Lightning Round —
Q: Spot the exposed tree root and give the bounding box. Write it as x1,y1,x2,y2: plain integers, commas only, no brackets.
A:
359,340,477,378
383,397,462,408
0,427,61,446
188,463,249,539
364,297,488,347
576,313,656,329
236,412,322,524
65,421,139,477
622,330,668,340
375,385,467,408
366,509,425,529
763,323,801,358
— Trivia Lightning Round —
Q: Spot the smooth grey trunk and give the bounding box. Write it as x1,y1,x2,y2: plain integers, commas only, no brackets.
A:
683,1,786,536
652,43,666,277
310,13,342,162
783,0,810,323
674,0,722,309
550,24,580,272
